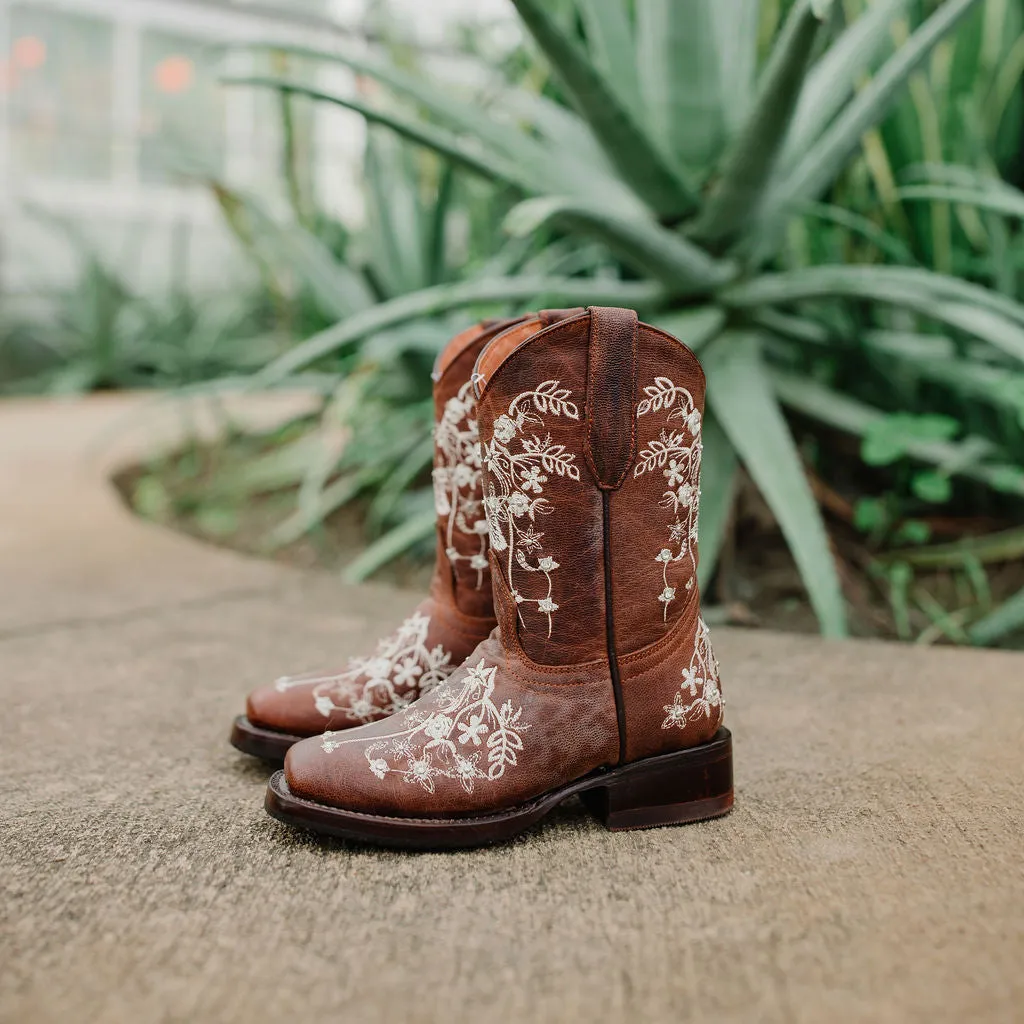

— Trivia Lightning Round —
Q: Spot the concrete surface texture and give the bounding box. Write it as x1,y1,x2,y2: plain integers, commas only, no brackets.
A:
1,394,1022,1024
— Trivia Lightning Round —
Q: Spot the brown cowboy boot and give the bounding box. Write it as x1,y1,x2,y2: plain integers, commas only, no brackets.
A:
265,307,731,845
231,313,581,760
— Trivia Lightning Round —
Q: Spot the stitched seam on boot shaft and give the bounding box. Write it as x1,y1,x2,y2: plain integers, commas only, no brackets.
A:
602,490,628,764
584,306,638,491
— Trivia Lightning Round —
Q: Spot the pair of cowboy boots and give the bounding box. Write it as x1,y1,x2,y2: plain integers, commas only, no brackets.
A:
231,307,731,849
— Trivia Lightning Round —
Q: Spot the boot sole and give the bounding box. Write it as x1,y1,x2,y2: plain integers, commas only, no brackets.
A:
229,715,305,762
264,728,732,849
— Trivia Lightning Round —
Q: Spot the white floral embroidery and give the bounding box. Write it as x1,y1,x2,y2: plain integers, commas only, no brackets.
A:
432,379,488,588
634,376,702,620
274,612,454,723
661,617,723,730
481,381,580,636
321,658,529,793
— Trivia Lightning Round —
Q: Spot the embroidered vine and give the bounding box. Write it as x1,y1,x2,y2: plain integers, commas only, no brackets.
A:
432,379,489,588
321,658,529,793
274,611,454,723
633,376,703,620
481,381,580,636
662,617,722,730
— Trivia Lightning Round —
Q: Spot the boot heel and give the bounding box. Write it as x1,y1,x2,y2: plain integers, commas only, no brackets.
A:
579,728,733,831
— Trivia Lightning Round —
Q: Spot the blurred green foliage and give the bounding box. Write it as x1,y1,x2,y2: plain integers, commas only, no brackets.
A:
9,0,1024,645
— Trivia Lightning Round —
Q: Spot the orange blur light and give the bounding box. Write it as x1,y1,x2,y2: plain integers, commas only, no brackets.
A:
154,55,194,95
13,35,46,71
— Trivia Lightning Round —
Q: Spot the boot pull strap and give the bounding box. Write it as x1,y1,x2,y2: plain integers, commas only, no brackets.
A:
585,306,639,491
538,307,585,326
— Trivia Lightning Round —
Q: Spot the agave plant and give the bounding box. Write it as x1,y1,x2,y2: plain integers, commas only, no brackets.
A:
234,0,1024,639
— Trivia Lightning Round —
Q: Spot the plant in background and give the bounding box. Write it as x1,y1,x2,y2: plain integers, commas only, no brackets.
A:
232,0,1024,642
0,213,278,394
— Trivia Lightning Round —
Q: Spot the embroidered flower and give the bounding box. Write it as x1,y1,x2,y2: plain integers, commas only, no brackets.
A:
663,694,688,727
314,694,335,718
508,491,531,517
457,714,489,746
520,465,548,493
393,657,423,688
363,657,392,680
493,415,517,443
662,618,723,731
406,757,436,791
472,519,490,535
355,658,528,790
424,714,454,741
482,382,579,637
680,665,701,696
518,527,543,552
635,377,703,619
665,460,687,487
350,697,376,720
435,379,489,588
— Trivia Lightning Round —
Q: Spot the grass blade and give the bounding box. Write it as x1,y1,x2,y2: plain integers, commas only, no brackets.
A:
759,0,983,254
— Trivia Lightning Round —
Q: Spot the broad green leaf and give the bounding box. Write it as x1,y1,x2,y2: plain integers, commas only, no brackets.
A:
969,586,1024,645
690,0,828,250
504,196,734,296
576,0,640,114
636,0,726,171
510,0,697,218
911,470,952,503
703,331,848,637
255,275,667,385
862,413,959,466
696,409,738,591
781,0,909,166
721,265,1024,362
769,368,1024,497
651,306,727,352
715,0,761,136
759,0,984,255
342,505,436,583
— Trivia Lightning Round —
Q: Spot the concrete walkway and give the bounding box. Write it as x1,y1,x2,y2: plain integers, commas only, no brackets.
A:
1,394,1022,1024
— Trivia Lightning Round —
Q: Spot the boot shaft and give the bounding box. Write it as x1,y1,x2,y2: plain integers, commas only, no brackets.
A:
474,307,721,763
430,312,583,619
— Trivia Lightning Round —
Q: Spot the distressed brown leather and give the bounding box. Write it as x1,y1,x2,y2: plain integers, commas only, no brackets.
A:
244,319,517,739
283,308,723,814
